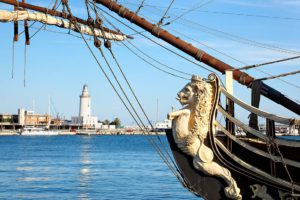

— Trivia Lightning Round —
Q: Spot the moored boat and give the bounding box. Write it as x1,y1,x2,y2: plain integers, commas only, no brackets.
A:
19,126,60,136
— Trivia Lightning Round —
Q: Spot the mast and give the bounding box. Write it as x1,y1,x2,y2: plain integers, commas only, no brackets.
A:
95,0,300,115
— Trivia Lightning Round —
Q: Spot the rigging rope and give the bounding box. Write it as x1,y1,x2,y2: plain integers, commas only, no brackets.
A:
256,69,300,81
167,0,213,25
89,1,197,191
137,8,300,91
125,40,191,77
96,6,215,74
88,4,197,190
157,0,175,26
89,0,186,170
135,0,145,14
140,4,300,56
119,0,300,21
11,40,15,79
11,2,20,79
231,56,300,71
122,42,189,79
23,43,27,87
94,6,198,79
61,1,191,189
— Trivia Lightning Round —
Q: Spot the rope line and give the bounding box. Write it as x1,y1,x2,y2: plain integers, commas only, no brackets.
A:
23,44,27,87
89,1,197,191
118,0,300,21
96,6,215,74
167,0,213,25
140,4,300,56
89,2,196,188
123,42,189,79
126,40,192,76
11,40,15,79
157,0,175,26
137,8,300,91
80,1,191,188
135,0,145,14
256,70,300,81
231,56,300,71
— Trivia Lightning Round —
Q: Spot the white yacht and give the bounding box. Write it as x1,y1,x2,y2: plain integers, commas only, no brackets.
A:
19,126,60,136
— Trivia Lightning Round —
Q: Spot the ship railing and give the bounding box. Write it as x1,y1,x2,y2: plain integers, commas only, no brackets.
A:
215,86,300,162
216,105,300,147
219,87,300,126
217,86,300,147
213,87,300,183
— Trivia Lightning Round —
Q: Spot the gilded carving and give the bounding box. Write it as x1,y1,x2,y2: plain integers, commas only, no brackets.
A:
168,75,241,199
250,184,273,200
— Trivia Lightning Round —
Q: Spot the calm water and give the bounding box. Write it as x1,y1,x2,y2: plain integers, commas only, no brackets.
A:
0,135,199,200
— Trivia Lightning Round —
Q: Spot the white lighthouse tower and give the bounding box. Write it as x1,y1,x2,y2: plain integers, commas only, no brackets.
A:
79,84,91,118
71,85,99,128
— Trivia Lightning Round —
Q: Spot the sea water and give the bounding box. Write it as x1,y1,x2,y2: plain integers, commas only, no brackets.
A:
0,135,199,200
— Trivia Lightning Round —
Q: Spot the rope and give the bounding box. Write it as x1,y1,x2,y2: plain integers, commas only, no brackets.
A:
231,56,300,71
126,40,192,77
23,44,27,88
52,0,59,10
12,2,20,79
274,142,295,195
167,0,213,25
90,2,194,186
213,117,290,192
157,0,175,26
122,42,189,80
167,26,247,66
135,0,145,14
96,6,215,74
135,7,300,89
88,2,195,190
18,0,59,39
90,0,185,164
256,69,300,81
11,41,15,79
197,10,300,21
73,1,189,186
142,3,300,56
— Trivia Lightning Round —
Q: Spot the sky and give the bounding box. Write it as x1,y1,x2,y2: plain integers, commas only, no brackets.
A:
0,0,299,125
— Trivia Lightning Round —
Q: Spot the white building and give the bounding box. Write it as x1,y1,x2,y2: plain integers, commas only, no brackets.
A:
155,119,172,130
18,108,25,125
72,85,100,128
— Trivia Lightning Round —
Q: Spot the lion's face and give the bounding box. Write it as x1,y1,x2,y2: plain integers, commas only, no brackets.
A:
177,83,195,106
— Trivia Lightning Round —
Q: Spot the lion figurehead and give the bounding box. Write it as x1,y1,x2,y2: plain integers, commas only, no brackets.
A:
177,75,215,137
177,75,212,107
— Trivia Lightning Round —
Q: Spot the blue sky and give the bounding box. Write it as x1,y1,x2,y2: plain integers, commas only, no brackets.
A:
0,0,299,125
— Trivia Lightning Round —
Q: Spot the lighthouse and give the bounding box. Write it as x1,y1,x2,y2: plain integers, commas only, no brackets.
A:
71,85,99,128
79,84,91,118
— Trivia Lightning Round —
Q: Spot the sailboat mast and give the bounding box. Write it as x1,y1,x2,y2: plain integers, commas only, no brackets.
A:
96,0,300,115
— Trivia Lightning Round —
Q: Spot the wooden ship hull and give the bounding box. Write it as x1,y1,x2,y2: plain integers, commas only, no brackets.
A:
166,129,300,200
165,75,300,200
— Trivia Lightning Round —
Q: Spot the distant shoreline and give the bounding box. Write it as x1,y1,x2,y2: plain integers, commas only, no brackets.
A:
0,129,166,136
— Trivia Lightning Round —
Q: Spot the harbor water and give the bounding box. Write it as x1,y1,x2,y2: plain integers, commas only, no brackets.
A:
0,135,200,200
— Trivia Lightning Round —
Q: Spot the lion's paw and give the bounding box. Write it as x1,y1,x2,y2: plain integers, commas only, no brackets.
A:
225,185,242,200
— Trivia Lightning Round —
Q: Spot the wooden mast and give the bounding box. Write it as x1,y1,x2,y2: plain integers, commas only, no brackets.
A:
0,0,128,38
95,0,300,115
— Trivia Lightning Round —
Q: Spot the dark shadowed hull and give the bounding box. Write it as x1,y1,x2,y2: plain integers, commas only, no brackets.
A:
165,129,300,200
